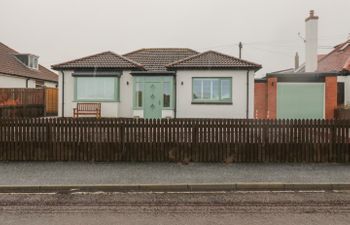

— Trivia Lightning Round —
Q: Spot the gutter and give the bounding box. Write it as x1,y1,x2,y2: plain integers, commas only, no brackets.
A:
246,70,249,119
130,71,176,76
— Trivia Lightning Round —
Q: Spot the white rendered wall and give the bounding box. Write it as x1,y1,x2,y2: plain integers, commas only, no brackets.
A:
132,109,174,118
44,81,57,88
27,79,36,88
176,70,255,119
0,73,28,88
118,71,133,117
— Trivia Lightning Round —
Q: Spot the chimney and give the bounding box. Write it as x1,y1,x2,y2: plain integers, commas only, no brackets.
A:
294,52,299,70
305,10,319,72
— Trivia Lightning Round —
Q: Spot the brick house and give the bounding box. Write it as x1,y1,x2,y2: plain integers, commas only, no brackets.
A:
254,72,338,119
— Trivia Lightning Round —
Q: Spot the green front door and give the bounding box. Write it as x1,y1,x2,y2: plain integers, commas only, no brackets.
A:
144,82,162,119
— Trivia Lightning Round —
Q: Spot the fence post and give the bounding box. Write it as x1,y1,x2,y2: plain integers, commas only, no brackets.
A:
192,120,198,160
331,119,336,162
43,88,47,117
120,119,125,154
46,118,51,160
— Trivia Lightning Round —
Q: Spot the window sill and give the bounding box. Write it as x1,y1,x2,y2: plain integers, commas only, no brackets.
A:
191,101,233,105
74,100,120,103
132,107,175,110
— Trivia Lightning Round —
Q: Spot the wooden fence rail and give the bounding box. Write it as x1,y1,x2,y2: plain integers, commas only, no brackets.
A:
0,118,349,162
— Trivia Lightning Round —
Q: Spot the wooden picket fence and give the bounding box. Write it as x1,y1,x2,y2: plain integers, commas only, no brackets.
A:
0,118,349,162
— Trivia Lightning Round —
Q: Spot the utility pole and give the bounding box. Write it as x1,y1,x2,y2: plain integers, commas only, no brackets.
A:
239,42,243,59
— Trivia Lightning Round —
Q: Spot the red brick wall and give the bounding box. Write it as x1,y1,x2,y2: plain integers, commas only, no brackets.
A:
325,76,337,119
267,77,277,119
254,82,267,119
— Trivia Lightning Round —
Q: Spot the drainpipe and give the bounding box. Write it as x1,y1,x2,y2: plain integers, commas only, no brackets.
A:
25,78,30,88
61,71,65,117
246,70,250,119
174,74,177,118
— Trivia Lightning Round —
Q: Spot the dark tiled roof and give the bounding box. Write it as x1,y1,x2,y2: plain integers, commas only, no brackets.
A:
317,39,350,72
0,42,58,82
123,48,198,71
52,51,144,70
167,50,262,70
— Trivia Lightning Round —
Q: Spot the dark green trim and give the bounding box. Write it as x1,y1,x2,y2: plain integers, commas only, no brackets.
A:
131,71,176,76
72,71,122,77
191,101,232,105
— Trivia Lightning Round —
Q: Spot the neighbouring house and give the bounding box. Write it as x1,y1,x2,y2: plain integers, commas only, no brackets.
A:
255,72,337,119
52,48,261,118
0,42,58,88
255,10,349,119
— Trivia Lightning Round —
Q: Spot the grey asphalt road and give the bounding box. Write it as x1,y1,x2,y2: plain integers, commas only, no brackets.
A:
0,162,349,185
1,191,350,225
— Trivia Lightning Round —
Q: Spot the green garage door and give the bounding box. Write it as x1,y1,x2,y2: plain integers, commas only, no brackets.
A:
277,83,324,119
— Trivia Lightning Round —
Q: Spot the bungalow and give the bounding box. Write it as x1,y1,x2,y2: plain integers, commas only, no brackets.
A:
52,48,261,118
0,42,58,88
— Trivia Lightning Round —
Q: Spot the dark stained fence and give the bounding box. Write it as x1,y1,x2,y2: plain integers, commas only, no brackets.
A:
0,118,349,162
0,88,58,118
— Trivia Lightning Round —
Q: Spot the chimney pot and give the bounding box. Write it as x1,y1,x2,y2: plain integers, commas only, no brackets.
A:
305,9,319,22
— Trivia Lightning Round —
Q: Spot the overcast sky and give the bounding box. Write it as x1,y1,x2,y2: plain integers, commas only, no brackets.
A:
1,0,349,76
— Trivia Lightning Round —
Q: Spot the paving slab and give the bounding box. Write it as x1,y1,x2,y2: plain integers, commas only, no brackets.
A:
0,162,349,186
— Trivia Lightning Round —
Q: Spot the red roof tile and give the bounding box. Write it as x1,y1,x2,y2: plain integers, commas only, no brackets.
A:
343,57,350,72
0,42,58,82
166,50,262,70
317,40,350,72
52,51,144,70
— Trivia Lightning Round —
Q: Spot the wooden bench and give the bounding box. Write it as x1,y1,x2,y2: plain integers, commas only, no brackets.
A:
73,103,101,118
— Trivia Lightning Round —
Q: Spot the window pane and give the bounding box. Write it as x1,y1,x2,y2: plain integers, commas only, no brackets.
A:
33,58,38,69
202,80,211,99
221,79,231,100
76,77,115,100
212,79,220,100
29,57,33,68
136,83,143,107
193,79,202,100
163,82,171,107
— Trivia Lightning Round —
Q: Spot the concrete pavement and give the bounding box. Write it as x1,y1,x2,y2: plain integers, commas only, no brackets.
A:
0,162,349,186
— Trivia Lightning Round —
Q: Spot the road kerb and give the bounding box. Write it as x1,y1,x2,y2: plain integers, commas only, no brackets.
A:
0,183,349,193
